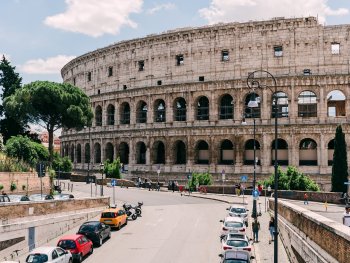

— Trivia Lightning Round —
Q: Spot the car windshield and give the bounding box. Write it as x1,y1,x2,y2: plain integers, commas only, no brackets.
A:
225,222,243,228
230,208,246,213
228,234,245,239
79,224,96,232
226,240,248,247
26,253,49,263
101,212,117,218
224,260,248,263
58,239,76,249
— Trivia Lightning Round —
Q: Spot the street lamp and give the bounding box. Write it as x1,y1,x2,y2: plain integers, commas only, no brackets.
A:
221,169,225,195
247,70,278,263
100,163,104,196
157,165,161,191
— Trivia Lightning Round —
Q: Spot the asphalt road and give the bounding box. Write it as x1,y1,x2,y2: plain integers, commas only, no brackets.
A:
22,182,228,263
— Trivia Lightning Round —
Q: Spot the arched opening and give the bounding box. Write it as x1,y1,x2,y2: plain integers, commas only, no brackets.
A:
245,93,260,118
154,99,166,122
118,142,129,165
136,141,147,164
327,90,346,117
70,145,74,162
219,94,233,119
244,139,261,165
272,92,288,118
136,101,147,123
299,138,317,165
196,96,209,120
94,143,101,164
153,141,165,164
95,105,102,126
196,140,209,164
105,142,114,162
107,104,115,125
298,91,317,117
271,139,288,165
175,140,186,164
328,139,335,166
85,143,90,164
120,102,130,124
174,97,187,121
220,139,234,164
77,144,81,163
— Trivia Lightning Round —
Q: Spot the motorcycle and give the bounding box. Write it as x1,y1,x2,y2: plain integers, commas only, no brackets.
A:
123,203,138,220
123,202,143,217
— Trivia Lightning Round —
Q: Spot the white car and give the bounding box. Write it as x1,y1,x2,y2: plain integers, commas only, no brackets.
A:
219,250,254,263
25,246,72,263
221,237,253,256
226,205,249,226
220,216,246,235
220,233,250,243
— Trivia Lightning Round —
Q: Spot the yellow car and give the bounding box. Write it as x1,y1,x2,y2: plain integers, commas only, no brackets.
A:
100,207,128,230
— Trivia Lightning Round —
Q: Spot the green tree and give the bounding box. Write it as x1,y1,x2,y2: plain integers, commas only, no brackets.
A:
331,125,349,193
0,56,27,141
52,153,72,173
4,81,93,162
188,171,212,191
5,135,49,166
104,158,121,179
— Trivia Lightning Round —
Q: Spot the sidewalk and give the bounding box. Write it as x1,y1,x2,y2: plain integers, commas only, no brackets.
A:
184,192,290,263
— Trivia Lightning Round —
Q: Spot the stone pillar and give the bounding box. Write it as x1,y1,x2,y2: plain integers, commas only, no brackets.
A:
147,95,153,125
261,89,268,123
261,132,271,170
289,84,296,121
319,133,327,168
318,85,326,124
130,100,136,125
100,138,104,163
166,95,173,123
114,100,119,126
187,92,194,123
290,134,298,166
210,92,218,122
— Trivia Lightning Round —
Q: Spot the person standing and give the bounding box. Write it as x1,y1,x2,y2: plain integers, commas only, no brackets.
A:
304,193,309,205
252,219,260,243
343,205,350,227
267,185,272,196
268,217,275,244
171,180,175,193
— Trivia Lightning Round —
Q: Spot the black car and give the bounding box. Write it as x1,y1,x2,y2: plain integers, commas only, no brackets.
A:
167,181,179,191
77,221,111,247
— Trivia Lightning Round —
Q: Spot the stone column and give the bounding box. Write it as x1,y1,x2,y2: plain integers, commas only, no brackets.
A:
261,89,268,123
289,84,296,122
210,92,218,122
318,85,326,124
114,100,119,126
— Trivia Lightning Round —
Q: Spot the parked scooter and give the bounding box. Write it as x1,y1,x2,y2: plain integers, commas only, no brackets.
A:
123,202,143,217
123,203,138,220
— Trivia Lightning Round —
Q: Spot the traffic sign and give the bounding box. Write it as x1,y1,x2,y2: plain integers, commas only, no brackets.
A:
36,162,46,177
252,190,259,199
221,169,225,181
187,172,192,180
344,181,350,185
241,175,248,182
111,179,117,187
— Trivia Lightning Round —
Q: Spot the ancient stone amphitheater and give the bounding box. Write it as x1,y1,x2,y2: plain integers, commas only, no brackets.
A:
61,17,350,189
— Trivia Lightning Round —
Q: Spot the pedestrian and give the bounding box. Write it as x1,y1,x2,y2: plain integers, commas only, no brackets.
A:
268,217,275,244
237,183,241,196
138,177,141,188
252,218,260,243
258,184,263,195
157,181,160,191
304,193,309,205
267,185,272,196
343,205,350,227
172,180,175,193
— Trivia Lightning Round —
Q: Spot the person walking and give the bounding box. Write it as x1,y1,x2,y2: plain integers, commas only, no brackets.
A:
267,185,272,197
252,218,260,243
343,205,350,227
171,180,175,193
304,193,309,205
268,217,275,244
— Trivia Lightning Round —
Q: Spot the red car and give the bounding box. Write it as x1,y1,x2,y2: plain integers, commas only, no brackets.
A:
57,234,93,263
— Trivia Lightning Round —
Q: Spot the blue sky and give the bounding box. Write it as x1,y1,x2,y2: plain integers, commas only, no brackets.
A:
1,0,350,84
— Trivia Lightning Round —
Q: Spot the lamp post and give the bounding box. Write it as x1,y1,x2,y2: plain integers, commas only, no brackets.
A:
100,163,104,196
222,169,225,195
247,70,278,263
157,165,161,191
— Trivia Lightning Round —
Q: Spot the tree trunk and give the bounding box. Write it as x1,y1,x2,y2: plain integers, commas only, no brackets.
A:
48,128,54,164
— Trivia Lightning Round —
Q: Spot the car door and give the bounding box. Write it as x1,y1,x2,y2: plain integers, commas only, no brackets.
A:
80,236,90,256
51,249,60,263
101,223,109,239
56,247,68,263
120,210,127,224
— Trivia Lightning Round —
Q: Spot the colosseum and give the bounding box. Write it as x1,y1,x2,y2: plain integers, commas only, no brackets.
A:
60,16,350,189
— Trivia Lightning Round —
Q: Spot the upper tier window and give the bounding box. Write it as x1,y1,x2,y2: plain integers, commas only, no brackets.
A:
274,46,283,57
331,43,340,55
176,55,184,66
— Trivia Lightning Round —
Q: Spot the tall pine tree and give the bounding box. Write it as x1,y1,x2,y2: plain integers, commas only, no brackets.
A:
0,55,27,141
331,125,349,193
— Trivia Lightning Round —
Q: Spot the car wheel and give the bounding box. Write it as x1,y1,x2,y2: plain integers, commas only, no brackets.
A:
77,253,83,263
89,246,94,255
125,219,128,226
108,231,111,239
117,223,121,230
98,235,103,246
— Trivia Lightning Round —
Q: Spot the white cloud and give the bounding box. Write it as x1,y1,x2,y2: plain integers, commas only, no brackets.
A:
146,3,175,14
44,0,143,37
20,55,76,74
199,0,349,24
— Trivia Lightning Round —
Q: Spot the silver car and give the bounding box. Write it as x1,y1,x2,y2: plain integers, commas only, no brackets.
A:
227,205,249,226
219,250,254,263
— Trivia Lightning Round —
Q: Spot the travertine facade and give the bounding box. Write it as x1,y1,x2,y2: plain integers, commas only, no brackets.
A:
60,17,350,186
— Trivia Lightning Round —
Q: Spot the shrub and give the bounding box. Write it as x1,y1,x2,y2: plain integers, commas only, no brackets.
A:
10,182,17,191
104,158,121,179
0,184,3,191
52,152,72,173
188,171,213,191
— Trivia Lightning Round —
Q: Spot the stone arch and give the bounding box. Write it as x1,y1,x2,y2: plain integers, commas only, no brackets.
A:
244,92,260,118
272,91,289,118
136,141,147,164
271,139,288,165
173,97,187,121
94,142,101,164
154,99,166,122
196,96,209,120
298,91,317,117
152,141,165,164
244,139,261,165
120,102,130,124
118,142,129,164
174,140,186,164
107,104,115,125
219,139,234,164
219,94,233,120
326,90,346,117
105,142,114,162
299,138,317,165
77,144,82,163
136,100,147,123
95,105,102,126
195,140,209,164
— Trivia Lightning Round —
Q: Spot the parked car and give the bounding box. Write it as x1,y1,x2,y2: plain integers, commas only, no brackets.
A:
226,205,249,226
53,194,74,200
221,237,252,254
220,233,250,243
57,234,93,263
219,250,254,263
167,181,179,191
77,221,111,247
25,246,72,263
100,207,127,230
220,216,246,235
0,195,10,202
29,194,54,201
8,195,30,202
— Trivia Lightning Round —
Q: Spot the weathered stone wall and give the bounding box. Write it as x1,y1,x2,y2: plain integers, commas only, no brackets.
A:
0,197,109,220
270,199,350,263
0,172,50,195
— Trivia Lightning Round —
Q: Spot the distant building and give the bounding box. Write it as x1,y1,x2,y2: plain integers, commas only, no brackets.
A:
39,132,60,153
